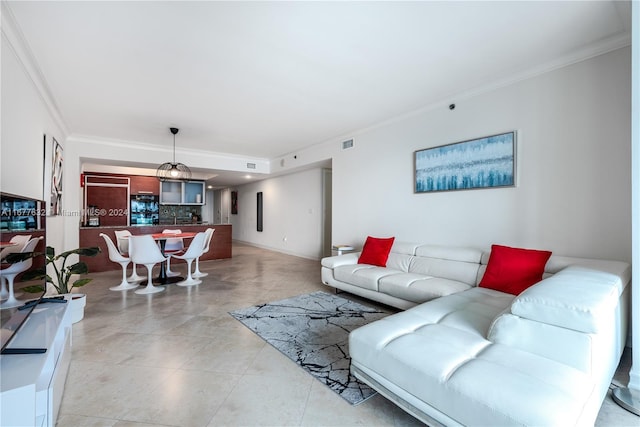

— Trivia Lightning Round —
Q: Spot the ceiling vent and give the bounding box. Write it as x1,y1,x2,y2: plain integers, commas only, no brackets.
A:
247,162,256,169
342,139,354,149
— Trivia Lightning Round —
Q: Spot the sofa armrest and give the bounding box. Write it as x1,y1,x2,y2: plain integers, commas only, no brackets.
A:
510,266,624,334
321,253,360,269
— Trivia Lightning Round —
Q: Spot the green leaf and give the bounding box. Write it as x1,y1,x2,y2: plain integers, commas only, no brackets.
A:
4,251,42,264
21,285,46,293
67,262,89,275
55,247,101,259
72,278,92,288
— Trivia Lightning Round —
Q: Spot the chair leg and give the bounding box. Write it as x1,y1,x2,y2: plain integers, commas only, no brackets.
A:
134,265,165,294
0,274,23,308
165,256,180,277
177,259,201,286
192,257,208,278
128,263,144,283
110,262,139,291
0,276,8,300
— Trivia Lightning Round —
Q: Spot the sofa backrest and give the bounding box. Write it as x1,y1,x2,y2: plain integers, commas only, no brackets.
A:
384,242,483,286
478,251,632,285
385,241,420,272
409,245,483,286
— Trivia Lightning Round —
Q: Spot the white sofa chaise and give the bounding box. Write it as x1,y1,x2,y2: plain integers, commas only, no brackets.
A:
322,242,631,426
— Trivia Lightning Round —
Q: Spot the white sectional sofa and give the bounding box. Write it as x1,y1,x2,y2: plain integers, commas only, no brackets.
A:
321,242,485,310
321,242,631,426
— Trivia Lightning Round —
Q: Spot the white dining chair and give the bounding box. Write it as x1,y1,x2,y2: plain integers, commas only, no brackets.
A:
162,229,183,277
0,235,33,300
114,230,144,283
129,235,166,295
0,237,42,308
100,233,139,291
192,228,215,279
170,232,206,286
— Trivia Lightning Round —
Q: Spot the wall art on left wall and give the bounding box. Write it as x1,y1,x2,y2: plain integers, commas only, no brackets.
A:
231,190,238,214
43,135,63,216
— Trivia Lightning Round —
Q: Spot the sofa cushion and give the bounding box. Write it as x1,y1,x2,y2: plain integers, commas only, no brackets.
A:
358,236,395,267
334,264,401,292
479,244,552,295
379,273,472,304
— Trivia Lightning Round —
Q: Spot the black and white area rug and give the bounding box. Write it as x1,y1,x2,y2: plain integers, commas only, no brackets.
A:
229,291,390,405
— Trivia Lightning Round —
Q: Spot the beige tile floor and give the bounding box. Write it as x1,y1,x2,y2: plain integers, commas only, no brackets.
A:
55,242,639,426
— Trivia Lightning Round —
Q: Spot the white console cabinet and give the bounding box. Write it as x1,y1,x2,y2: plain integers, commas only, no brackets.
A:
1,299,72,426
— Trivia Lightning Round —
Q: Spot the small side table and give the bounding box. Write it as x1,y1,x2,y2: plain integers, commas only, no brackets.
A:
332,245,354,256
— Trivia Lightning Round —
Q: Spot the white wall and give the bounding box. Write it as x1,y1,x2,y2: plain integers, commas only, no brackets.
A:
320,47,630,262
231,168,324,260
627,0,639,392
225,47,631,263
1,30,66,252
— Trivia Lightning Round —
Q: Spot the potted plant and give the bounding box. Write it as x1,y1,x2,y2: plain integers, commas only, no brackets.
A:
19,245,100,323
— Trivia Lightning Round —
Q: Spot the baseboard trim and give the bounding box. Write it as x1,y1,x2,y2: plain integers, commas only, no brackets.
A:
232,239,321,261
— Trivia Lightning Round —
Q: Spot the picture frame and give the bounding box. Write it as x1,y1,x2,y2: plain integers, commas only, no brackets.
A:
257,192,263,232
231,190,238,214
43,135,63,215
414,131,516,193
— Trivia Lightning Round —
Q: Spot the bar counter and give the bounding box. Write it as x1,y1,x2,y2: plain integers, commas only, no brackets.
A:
79,224,231,273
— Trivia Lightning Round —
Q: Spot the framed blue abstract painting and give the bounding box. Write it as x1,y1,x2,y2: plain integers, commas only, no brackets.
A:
414,131,516,193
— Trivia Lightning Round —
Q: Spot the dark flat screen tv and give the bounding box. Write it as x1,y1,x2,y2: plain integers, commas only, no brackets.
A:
0,192,46,352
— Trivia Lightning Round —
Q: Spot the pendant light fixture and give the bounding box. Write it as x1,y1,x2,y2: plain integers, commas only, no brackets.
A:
157,127,192,181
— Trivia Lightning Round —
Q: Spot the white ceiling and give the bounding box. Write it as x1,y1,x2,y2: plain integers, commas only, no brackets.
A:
4,1,631,185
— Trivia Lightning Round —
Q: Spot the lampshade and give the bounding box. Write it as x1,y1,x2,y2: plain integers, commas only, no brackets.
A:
157,127,192,181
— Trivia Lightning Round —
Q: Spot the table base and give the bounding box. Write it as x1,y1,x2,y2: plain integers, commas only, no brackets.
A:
153,276,184,285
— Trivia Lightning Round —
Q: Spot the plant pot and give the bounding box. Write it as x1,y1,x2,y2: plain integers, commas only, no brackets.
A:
67,293,86,324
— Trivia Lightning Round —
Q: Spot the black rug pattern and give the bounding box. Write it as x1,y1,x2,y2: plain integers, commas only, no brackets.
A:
229,291,389,405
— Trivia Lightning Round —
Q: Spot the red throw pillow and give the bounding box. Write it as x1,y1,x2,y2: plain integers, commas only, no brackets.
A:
479,244,552,295
358,236,395,267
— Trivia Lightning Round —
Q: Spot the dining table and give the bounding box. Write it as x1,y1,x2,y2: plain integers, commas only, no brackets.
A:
148,232,197,284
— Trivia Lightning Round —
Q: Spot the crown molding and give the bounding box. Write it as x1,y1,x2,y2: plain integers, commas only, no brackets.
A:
1,1,69,137
67,133,269,163
305,32,632,151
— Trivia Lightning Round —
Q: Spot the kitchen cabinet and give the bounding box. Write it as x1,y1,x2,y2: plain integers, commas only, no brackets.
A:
130,176,159,195
85,186,128,226
160,180,205,205
83,175,129,227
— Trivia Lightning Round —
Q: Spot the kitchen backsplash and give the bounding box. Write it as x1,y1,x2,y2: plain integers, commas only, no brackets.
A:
159,205,202,224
